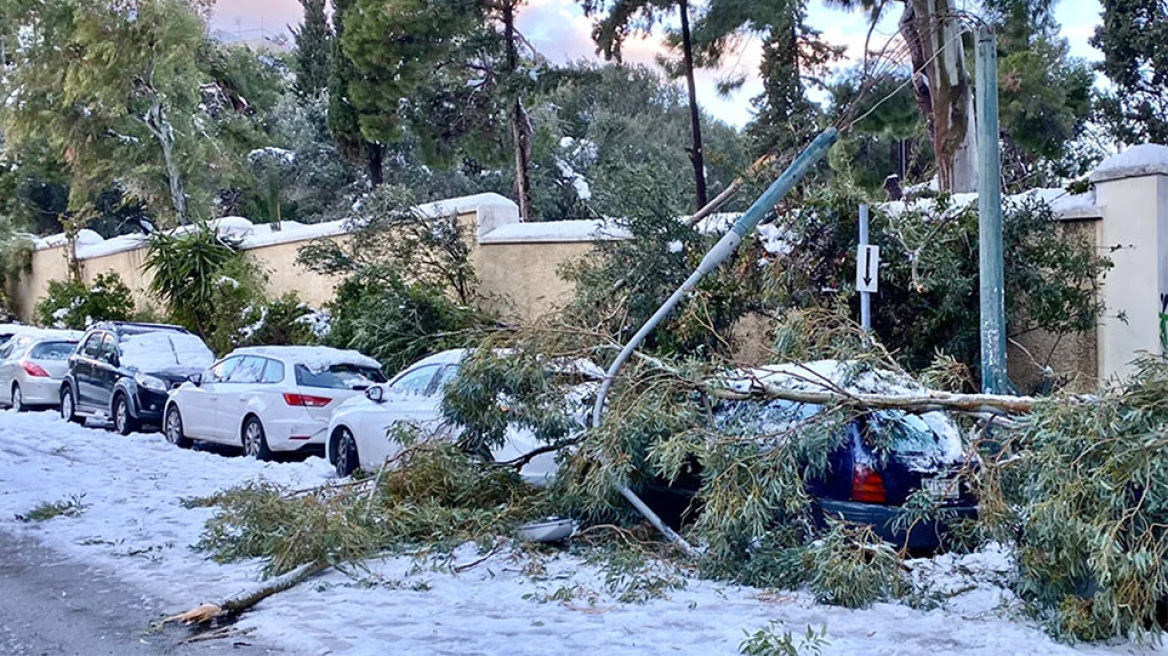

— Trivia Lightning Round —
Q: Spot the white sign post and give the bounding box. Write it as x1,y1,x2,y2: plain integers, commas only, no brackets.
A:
856,244,880,293
857,204,878,333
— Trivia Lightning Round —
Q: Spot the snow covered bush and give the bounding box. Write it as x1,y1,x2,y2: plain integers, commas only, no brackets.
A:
34,271,135,329
230,294,325,350
297,185,496,372
323,270,490,374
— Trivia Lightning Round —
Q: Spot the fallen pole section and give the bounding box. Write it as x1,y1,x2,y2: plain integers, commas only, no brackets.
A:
591,128,841,556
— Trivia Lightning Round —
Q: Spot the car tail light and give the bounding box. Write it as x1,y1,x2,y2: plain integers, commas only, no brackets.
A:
851,465,887,504
21,361,50,377
283,393,331,407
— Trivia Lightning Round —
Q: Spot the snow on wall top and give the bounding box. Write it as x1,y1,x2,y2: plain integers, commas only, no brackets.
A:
30,192,521,260
479,219,631,244
1090,144,1168,183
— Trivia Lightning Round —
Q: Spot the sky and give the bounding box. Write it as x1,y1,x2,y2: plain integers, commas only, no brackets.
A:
210,0,1107,128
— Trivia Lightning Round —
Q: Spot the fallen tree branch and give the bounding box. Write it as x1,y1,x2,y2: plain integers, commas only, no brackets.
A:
160,559,330,626
179,626,256,645
708,382,1072,415
490,443,567,470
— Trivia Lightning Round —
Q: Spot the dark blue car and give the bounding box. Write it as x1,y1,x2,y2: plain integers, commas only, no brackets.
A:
643,361,979,551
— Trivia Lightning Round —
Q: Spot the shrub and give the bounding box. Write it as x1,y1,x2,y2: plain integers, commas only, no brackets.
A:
325,270,490,374
228,293,327,350
34,271,135,329
144,225,267,346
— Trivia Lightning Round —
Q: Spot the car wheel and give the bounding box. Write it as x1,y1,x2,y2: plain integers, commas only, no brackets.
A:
11,384,24,412
164,404,192,449
60,386,83,425
242,416,273,461
112,393,138,436
335,427,359,478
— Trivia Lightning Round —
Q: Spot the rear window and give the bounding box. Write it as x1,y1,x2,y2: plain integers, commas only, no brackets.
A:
294,364,386,390
866,410,965,463
30,341,76,361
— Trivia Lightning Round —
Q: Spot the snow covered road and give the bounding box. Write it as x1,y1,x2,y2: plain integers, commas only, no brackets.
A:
0,409,1160,655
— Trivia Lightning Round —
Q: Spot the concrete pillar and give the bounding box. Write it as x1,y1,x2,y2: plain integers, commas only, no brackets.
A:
1090,145,1168,381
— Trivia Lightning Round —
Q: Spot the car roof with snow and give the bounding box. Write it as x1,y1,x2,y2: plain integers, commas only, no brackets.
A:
396,349,604,380
395,349,471,372
233,346,383,372
6,327,84,343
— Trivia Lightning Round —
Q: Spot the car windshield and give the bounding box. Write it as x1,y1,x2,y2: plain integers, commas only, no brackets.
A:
119,331,215,372
30,341,76,361
295,364,387,390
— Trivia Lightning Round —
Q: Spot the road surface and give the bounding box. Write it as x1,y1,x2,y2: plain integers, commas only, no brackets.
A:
0,529,285,656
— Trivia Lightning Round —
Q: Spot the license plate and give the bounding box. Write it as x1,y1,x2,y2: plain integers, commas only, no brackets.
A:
922,476,960,501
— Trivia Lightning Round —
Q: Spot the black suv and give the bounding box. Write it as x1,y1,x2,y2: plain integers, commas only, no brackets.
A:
60,322,215,434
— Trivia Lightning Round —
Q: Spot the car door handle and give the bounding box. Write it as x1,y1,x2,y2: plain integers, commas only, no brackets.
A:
237,397,247,402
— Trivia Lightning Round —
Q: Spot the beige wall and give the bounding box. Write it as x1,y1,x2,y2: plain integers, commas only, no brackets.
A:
1092,167,1168,381
13,179,1162,392
473,241,593,320
11,209,596,327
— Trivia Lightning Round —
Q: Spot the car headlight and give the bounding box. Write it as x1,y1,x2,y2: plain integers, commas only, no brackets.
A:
135,374,168,392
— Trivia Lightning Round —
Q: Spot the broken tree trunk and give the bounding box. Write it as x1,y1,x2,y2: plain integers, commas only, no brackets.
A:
161,559,329,626
707,383,1067,416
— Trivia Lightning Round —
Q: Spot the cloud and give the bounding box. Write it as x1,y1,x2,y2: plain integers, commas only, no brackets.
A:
206,0,1106,128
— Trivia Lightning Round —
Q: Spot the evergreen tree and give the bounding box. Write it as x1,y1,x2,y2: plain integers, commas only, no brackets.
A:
3,0,212,225
732,1,839,159
328,0,384,186
580,0,712,211
1090,0,1168,144
292,0,332,100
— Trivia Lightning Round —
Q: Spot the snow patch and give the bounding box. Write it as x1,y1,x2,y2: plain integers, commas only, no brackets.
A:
232,345,381,372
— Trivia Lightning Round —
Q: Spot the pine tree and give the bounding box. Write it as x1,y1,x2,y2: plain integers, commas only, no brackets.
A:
328,0,383,187
292,0,331,100
1090,0,1168,144
743,1,836,159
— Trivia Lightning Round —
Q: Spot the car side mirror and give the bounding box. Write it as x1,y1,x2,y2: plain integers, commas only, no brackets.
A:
102,352,118,367
365,386,385,403
187,373,203,386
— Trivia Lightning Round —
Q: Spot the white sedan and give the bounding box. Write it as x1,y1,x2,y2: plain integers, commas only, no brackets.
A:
0,329,83,411
163,345,386,459
325,349,559,484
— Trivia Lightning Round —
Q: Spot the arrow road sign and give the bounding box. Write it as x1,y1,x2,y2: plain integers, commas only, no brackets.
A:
856,245,880,293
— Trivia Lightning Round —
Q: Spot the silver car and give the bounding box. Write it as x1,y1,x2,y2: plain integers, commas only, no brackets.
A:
0,330,83,411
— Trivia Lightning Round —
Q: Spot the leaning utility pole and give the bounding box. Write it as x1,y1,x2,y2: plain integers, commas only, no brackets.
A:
975,25,1009,394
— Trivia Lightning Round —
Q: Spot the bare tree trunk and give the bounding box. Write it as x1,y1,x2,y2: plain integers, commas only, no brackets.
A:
678,0,708,211
141,102,188,225
503,0,533,222
367,142,384,187
901,0,977,193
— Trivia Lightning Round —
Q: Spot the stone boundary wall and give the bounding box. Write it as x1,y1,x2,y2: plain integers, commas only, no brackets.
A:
15,160,1168,391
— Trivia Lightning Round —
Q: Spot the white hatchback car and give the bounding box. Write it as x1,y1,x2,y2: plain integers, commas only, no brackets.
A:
325,349,560,484
0,329,84,411
163,345,387,459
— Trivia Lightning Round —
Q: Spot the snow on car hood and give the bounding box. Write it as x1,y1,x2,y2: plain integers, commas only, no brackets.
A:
120,332,215,375
233,346,381,373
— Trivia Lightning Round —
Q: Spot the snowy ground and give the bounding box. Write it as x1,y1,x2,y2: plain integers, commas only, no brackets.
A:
0,408,1161,656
